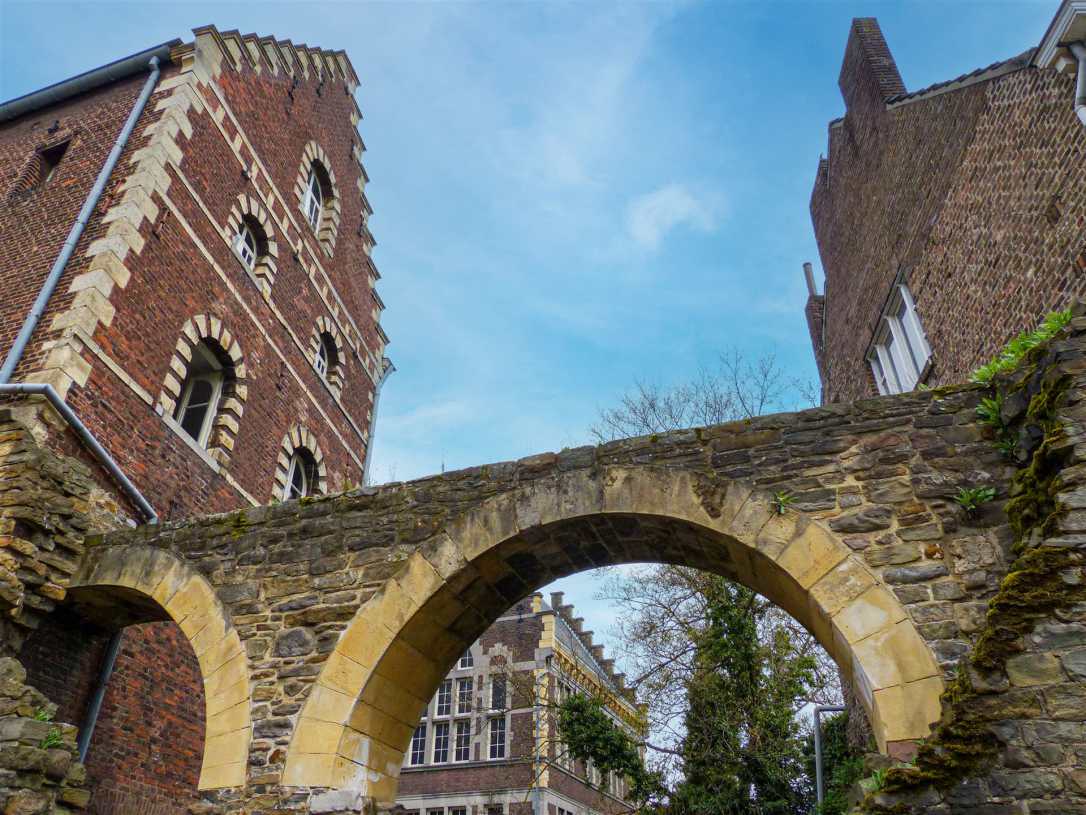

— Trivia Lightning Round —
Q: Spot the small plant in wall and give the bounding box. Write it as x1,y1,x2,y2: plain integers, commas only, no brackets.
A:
770,490,796,515
32,707,52,722
39,728,62,750
975,393,1017,459
954,486,996,518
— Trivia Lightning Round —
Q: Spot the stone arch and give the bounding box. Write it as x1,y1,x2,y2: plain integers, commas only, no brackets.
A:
225,193,279,293
66,545,251,790
308,315,346,397
294,140,340,255
157,314,248,467
274,424,328,499
284,467,943,799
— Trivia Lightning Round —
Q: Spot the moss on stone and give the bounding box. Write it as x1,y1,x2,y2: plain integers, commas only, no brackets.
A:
859,350,1085,812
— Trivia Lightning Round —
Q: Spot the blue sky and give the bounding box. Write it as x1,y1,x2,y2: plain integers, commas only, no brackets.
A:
1,0,1056,656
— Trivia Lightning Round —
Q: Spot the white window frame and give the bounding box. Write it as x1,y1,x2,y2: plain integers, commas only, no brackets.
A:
284,451,310,501
435,678,452,718
432,721,450,763
488,716,506,760
867,284,931,395
456,677,473,715
409,724,427,766
233,222,258,270
304,167,323,230
458,649,474,669
453,719,471,762
174,343,224,448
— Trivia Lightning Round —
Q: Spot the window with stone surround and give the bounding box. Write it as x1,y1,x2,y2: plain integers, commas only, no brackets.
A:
226,194,279,293
410,724,426,766
868,284,932,395
274,426,326,501
488,716,506,760
432,721,450,763
294,142,340,254
458,649,473,669
309,317,346,397
159,315,247,467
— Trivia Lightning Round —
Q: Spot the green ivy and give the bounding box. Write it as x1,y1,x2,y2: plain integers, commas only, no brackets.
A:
557,692,664,806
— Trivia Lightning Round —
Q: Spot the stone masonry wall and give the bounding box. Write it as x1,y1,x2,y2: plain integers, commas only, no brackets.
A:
86,324,1037,811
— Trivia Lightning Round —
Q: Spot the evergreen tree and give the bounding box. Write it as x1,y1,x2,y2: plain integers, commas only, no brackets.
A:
669,579,817,815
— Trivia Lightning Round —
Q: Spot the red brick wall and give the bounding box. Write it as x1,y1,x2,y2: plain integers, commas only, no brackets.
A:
83,623,205,814
809,19,1086,403
0,75,145,358
19,607,110,724
1,33,383,811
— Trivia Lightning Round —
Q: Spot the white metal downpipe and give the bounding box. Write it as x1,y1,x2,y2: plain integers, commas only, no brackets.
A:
1068,42,1086,126
0,57,161,523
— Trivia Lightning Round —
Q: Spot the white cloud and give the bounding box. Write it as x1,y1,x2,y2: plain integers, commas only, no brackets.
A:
625,183,717,250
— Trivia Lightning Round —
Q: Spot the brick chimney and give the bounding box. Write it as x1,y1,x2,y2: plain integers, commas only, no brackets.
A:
838,18,905,120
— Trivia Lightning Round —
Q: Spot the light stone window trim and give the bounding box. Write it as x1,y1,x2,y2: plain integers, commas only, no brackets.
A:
274,424,327,500
158,315,247,468
225,193,279,294
309,316,346,397
868,284,932,395
294,141,340,256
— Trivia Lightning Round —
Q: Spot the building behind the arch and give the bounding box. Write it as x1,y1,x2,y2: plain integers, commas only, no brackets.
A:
805,2,1086,405
0,26,387,810
395,592,642,815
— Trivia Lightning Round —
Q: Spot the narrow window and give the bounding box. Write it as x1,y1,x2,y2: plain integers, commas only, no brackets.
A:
283,447,319,501
38,141,70,187
304,167,323,230
456,677,473,715
867,285,931,395
233,222,258,270
432,721,450,763
488,717,506,759
173,341,225,447
314,332,338,380
454,719,471,761
458,649,474,669
435,678,452,717
409,724,426,766
491,676,506,710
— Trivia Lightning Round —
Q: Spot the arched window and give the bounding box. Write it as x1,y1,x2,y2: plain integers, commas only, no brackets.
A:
303,167,324,230
274,425,327,500
284,447,319,500
174,341,229,447
314,331,338,380
295,143,340,254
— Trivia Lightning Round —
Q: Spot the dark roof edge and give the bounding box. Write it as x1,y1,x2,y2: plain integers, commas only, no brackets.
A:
0,40,182,123
886,49,1034,109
